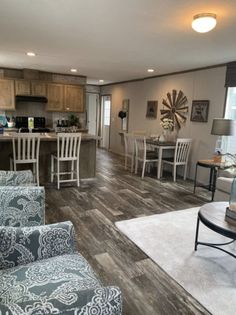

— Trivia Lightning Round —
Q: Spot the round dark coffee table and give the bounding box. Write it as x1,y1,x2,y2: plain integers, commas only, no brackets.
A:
194,202,236,258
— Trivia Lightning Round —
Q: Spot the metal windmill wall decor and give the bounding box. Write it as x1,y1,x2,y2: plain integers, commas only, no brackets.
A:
160,89,188,129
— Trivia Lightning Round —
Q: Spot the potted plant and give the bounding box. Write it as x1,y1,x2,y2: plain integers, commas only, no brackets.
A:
68,114,80,128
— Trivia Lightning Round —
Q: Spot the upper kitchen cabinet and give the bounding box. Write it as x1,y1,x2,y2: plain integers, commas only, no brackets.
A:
15,80,31,95
46,83,64,111
0,79,15,110
64,85,84,112
31,81,47,96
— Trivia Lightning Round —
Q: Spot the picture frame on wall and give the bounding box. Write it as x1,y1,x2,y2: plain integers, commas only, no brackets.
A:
190,100,209,122
146,100,158,119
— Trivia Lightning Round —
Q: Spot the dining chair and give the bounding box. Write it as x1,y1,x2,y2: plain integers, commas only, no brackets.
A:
51,132,81,189
124,133,135,172
161,138,192,182
135,136,159,179
10,133,41,186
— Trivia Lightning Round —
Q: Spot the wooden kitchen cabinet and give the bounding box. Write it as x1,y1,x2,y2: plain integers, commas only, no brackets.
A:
15,80,31,95
46,83,64,111
31,81,47,96
0,79,15,110
64,85,84,112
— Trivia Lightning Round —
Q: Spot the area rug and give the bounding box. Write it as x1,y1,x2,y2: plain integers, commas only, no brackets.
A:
116,207,236,315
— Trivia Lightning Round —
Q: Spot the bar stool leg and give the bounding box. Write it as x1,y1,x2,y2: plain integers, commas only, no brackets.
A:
71,160,74,180
10,158,13,171
141,161,146,179
57,160,60,190
33,163,36,184
36,162,39,186
76,159,80,187
51,155,54,183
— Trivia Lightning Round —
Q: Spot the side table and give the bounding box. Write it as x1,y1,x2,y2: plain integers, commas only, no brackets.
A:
193,159,231,201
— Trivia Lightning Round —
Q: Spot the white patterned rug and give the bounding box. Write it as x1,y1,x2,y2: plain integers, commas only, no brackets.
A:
116,208,236,315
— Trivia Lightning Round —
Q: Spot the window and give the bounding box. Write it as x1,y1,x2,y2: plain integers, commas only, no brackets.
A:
104,100,111,126
224,87,236,153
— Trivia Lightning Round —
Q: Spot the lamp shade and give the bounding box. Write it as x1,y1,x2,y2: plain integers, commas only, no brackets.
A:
211,118,234,136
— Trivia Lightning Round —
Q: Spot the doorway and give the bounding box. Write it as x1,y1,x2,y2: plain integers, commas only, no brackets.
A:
86,93,99,136
101,95,111,150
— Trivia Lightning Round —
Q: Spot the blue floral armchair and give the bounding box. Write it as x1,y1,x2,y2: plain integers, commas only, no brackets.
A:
0,186,45,227
0,172,122,314
0,170,34,186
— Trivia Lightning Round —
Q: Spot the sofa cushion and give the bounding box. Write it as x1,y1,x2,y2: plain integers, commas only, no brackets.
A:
0,170,34,186
216,177,233,194
0,253,102,314
218,167,236,178
0,221,76,270
0,186,45,227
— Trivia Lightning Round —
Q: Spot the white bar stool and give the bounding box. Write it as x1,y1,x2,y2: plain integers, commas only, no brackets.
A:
10,133,41,186
51,133,82,190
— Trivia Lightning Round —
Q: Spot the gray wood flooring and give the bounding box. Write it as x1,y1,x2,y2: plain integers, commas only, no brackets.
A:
46,149,211,315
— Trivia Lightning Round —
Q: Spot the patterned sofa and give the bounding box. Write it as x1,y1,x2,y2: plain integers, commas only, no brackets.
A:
0,171,122,315
215,167,236,201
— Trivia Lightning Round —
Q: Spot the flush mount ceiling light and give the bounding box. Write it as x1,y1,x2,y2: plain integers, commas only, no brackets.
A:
99,79,104,83
26,52,36,57
192,13,217,33
70,68,77,73
147,69,154,73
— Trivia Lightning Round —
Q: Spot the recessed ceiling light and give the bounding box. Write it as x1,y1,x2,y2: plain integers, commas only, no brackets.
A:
192,13,217,33
70,68,77,73
147,69,154,73
26,52,36,57
99,79,104,83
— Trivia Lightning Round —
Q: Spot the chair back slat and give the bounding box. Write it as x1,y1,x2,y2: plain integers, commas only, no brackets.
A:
12,134,40,162
69,136,73,158
175,138,192,163
135,136,146,160
27,138,31,160
124,133,135,156
57,133,82,160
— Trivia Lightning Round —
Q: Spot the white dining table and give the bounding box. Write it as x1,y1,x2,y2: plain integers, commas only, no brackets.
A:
147,140,176,179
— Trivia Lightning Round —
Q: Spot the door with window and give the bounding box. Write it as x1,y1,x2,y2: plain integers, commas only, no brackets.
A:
101,95,111,149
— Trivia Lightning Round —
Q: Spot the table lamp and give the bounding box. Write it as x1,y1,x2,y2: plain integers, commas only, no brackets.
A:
211,118,233,162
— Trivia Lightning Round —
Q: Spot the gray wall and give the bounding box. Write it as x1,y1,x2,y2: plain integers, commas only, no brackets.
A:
101,66,227,182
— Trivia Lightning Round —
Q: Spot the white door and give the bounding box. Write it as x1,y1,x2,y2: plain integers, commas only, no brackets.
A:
86,93,99,135
101,95,111,149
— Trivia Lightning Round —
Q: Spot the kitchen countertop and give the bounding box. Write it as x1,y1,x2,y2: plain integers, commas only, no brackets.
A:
0,132,100,142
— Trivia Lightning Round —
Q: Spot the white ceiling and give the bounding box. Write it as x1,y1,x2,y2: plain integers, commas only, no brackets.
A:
0,0,236,84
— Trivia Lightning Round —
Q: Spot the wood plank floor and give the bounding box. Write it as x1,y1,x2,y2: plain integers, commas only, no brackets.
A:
46,149,211,315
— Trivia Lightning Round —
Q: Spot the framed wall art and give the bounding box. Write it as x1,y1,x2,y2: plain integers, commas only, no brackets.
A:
190,100,209,122
146,100,158,119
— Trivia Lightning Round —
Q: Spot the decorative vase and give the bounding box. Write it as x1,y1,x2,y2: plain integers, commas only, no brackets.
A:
159,133,165,142
161,129,173,142
164,129,171,142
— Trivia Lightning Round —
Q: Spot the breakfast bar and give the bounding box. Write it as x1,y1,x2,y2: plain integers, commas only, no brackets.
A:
0,132,98,183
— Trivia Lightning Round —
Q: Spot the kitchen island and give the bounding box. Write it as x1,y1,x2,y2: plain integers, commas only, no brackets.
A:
0,132,98,183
